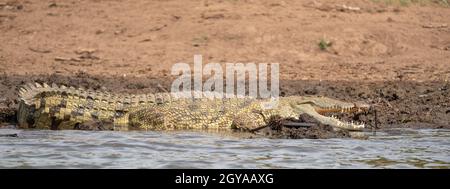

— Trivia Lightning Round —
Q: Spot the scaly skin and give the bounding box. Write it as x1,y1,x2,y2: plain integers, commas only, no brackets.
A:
17,83,370,131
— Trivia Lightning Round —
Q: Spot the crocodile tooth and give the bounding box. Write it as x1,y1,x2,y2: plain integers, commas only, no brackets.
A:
19,88,26,94
34,83,42,88
24,85,32,92
43,83,50,88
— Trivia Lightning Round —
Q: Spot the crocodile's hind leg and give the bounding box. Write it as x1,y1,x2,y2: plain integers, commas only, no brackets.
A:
35,111,81,130
32,111,52,129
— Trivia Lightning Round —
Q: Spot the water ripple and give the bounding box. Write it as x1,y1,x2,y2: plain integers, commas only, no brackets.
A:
0,129,449,168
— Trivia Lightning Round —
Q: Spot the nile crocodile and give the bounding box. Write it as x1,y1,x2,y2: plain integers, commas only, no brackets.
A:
17,83,370,131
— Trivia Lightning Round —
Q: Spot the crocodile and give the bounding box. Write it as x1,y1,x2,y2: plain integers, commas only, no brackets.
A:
17,83,370,132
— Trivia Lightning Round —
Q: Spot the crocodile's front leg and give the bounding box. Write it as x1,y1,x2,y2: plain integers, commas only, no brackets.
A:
230,111,267,131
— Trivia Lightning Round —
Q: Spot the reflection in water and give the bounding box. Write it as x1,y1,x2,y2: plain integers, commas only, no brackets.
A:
0,129,449,168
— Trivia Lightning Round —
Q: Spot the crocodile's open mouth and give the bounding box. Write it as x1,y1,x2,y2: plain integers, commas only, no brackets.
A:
315,103,370,130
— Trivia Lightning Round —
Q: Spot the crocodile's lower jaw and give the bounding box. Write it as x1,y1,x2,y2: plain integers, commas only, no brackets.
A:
330,115,365,131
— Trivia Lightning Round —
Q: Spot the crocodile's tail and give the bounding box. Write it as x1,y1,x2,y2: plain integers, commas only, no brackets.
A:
17,83,173,129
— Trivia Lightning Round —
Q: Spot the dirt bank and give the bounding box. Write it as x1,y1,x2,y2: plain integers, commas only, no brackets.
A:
1,0,449,81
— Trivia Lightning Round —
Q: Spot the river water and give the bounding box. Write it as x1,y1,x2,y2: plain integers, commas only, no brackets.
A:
0,128,449,168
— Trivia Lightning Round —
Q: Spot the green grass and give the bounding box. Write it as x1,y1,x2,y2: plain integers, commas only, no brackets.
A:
318,39,332,51
371,0,449,7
